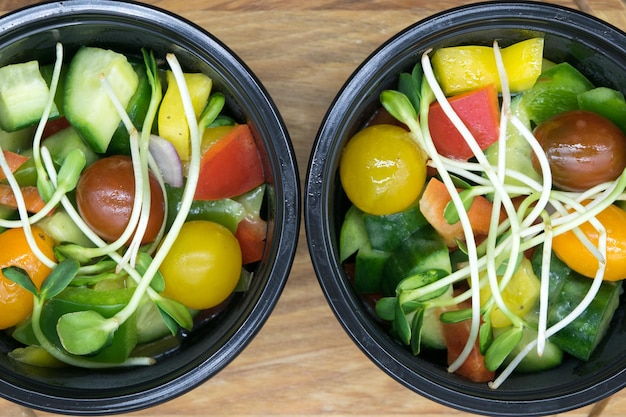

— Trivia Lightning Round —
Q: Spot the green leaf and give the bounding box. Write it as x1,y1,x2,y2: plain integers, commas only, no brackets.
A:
56,310,117,356
135,252,165,293
375,297,397,321
198,93,226,130
156,296,193,331
397,269,443,292
398,71,421,113
56,148,86,192
484,326,523,371
394,298,411,345
479,313,493,355
2,266,38,296
440,308,472,324
39,258,80,300
410,306,425,355
380,90,417,126
443,188,475,225
449,175,472,190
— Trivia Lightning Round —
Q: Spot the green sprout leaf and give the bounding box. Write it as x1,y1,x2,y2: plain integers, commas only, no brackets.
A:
440,307,472,324
484,326,523,371
56,310,117,356
2,266,38,297
55,148,86,192
156,296,193,332
39,258,80,300
135,252,165,293
398,63,423,113
444,188,475,225
394,298,411,345
198,93,226,130
375,297,397,321
410,306,425,355
479,313,493,355
380,89,417,127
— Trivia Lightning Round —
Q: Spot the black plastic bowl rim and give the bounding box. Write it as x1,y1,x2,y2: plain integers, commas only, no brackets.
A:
0,0,300,415
305,2,626,416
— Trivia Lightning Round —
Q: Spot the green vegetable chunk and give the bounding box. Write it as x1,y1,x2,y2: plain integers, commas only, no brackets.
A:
40,287,138,363
577,87,626,134
64,46,139,153
0,60,60,132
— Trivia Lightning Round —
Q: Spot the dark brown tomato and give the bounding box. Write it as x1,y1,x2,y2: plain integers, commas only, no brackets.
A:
532,110,626,191
76,155,165,244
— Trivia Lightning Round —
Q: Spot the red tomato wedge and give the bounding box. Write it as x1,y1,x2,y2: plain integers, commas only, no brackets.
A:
0,184,46,213
442,316,496,383
0,151,29,181
419,177,500,247
235,216,267,264
428,84,500,160
194,124,265,201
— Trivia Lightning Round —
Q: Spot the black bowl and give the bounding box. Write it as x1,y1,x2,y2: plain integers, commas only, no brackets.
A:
305,2,626,416
0,0,300,414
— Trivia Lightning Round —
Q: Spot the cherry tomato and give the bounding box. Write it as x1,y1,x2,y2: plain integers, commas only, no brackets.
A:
76,155,165,244
339,124,427,215
552,203,626,281
532,110,626,191
159,220,242,310
0,226,56,329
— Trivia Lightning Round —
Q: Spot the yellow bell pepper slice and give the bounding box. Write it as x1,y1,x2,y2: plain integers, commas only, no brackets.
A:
158,71,212,161
432,38,544,96
478,257,541,328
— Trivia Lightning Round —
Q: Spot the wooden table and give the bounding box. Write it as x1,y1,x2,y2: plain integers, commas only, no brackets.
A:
0,0,625,416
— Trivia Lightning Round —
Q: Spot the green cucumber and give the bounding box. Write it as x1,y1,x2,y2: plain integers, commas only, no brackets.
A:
382,225,451,296
354,243,389,294
0,126,35,153
0,60,60,132
64,47,139,153
531,248,623,361
36,209,94,247
339,204,368,262
484,95,542,190
519,62,595,125
42,126,99,168
107,62,152,155
578,87,626,134
39,63,67,116
363,201,429,252
420,285,453,350
497,325,563,372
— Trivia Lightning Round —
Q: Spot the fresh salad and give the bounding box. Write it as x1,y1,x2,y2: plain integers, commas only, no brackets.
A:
0,43,268,368
338,38,626,387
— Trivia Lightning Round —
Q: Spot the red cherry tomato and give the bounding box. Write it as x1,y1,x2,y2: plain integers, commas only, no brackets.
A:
76,155,165,244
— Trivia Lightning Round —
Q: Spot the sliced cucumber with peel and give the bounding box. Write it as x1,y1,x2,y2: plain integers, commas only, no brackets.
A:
0,60,60,132
64,46,139,153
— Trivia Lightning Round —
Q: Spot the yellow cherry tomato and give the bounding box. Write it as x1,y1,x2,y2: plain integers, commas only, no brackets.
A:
339,124,427,216
160,220,242,310
0,226,56,329
553,204,626,281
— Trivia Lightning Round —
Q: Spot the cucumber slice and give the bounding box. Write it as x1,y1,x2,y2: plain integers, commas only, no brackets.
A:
107,62,152,155
43,126,99,168
354,243,389,294
339,204,368,262
0,60,60,132
64,47,139,153
363,201,429,252
421,285,453,350
496,324,563,372
382,225,451,296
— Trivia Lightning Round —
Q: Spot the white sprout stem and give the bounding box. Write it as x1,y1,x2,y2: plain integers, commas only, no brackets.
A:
420,51,482,373
537,213,553,355
31,42,64,193
109,53,201,326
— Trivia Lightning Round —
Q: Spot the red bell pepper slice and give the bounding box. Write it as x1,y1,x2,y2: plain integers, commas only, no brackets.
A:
194,124,265,201
428,84,500,160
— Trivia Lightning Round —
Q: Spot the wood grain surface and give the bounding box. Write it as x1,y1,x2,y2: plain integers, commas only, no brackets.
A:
0,1,625,416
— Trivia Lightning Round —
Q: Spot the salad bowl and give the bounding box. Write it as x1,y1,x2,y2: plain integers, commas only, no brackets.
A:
0,0,299,414
305,1,626,416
